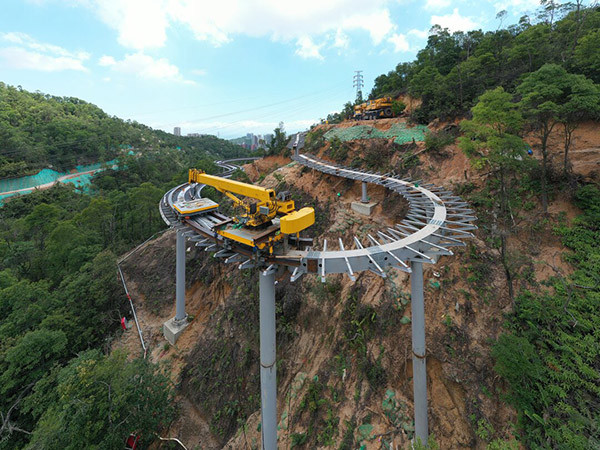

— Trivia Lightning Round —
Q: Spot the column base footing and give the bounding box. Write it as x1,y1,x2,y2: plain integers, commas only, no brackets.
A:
351,201,377,215
163,316,189,345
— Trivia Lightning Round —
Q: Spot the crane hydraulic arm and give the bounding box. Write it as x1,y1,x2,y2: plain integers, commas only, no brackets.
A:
188,169,315,246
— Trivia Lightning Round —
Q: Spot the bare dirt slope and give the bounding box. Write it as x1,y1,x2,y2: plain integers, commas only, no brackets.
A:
113,118,599,449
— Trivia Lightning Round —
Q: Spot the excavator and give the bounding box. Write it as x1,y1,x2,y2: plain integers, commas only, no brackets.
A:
176,169,315,252
353,96,395,120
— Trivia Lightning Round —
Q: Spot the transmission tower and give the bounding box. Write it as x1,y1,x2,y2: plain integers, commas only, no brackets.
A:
353,70,364,103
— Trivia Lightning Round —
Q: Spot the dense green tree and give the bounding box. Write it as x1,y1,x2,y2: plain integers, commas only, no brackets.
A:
0,329,67,405
25,350,176,449
0,82,250,178
557,73,600,175
573,29,600,83
267,126,287,156
459,87,530,299
493,185,600,448
517,63,598,211
359,4,600,125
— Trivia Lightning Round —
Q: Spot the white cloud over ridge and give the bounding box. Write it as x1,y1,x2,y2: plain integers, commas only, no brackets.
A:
408,28,430,39
0,32,89,71
98,52,194,84
430,8,479,32
493,0,540,14
388,33,410,52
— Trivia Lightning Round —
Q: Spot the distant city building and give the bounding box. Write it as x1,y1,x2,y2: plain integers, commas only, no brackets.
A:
174,127,181,136
187,133,203,137
229,131,277,150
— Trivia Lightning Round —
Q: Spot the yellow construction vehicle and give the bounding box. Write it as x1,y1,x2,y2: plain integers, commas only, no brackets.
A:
188,169,314,251
353,103,366,120
353,96,395,120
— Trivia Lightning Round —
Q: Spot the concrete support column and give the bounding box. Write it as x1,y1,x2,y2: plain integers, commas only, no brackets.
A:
175,230,187,323
361,181,368,203
259,268,277,450
163,230,190,345
411,260,428,445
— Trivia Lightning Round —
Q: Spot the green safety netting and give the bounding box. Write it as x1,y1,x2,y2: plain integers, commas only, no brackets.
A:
324,123,428,145
0,159,118,204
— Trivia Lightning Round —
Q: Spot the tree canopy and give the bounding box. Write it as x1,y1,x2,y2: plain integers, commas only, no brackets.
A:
368,4,600,124
0,83,251,178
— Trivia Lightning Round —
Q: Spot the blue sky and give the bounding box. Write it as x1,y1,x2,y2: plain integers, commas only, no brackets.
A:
1,0,551,139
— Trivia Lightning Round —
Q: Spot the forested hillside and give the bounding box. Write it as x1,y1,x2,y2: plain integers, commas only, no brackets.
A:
1,2,599,449
369,3,600,124
0,96,245,446
0,83,249,178
361,3,600,448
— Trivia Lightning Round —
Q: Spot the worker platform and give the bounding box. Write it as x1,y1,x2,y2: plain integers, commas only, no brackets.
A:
219,221,281,249
173,198,218,216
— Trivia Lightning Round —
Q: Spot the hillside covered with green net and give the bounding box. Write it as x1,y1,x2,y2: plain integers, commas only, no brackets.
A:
324,123,428,145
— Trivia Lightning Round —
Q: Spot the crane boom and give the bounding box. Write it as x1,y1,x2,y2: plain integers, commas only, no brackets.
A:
187,168,315,251
189,169,275,204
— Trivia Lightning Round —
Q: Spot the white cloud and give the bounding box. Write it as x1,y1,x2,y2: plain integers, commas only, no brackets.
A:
99,52,194,84
338,8,395,45
493,0,540,14
98,55,116,66
73,0,401,58
430,8,479,32
333,29,350,49
388,33,410,52
0,47,88,71
295,36,324,60
408,28,430,39
424,0,452,10
0,32,89,71
91,0,169,50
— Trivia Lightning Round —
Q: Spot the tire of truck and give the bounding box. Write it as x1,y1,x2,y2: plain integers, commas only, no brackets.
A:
384,107,393,117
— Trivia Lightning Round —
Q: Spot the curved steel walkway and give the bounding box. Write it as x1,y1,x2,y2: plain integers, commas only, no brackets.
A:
159,153,476,280
159,151,476,447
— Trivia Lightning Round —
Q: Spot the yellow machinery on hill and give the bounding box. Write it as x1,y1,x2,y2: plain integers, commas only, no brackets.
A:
353,96,394,120
186,169,315,251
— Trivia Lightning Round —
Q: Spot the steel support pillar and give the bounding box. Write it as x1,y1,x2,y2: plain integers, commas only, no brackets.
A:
361,181,368,203
411,260,428,445
175,230,187,323
259,267,277,450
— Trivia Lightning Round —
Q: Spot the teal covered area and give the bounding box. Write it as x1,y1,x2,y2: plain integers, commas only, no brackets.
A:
0,159,118,204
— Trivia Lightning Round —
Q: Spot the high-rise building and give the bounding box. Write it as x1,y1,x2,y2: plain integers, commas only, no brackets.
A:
174,127,181,136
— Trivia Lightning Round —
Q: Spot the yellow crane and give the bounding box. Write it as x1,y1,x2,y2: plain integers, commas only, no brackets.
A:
187,169,315,251
353,96,395,120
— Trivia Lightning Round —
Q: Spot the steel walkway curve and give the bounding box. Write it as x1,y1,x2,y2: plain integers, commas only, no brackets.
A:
159,154,476,279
